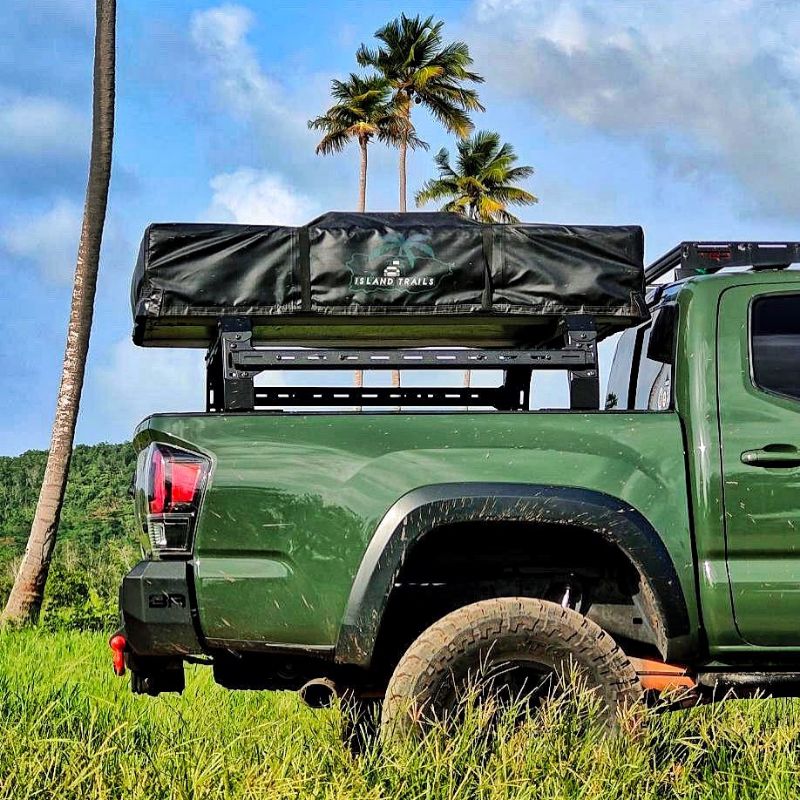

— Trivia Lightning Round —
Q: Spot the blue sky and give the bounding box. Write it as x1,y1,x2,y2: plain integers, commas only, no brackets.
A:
2,0,800,455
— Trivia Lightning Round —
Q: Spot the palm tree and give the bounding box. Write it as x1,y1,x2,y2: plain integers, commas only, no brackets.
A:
2,0,116,626
357,14,484,212
417,131,537,395
309,74,423,212
415,130,538,223
310,74,423,398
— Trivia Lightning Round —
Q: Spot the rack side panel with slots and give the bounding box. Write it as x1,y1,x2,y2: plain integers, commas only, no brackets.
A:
205,316,599,413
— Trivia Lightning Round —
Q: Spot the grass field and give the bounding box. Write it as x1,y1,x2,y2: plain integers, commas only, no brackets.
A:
3,631,800,799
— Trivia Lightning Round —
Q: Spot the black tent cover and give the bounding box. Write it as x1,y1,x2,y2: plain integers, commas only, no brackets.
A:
132,212,647,347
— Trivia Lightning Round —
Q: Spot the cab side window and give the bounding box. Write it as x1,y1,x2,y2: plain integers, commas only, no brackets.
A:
636,327,672,411
751,294,800,402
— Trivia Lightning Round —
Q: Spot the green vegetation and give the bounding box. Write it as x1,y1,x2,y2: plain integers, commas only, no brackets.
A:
310,13,491,214
3,630,800,799
309,14,538,220
416,130,539,222
356,13,484,211
0,442,138,630
0,445,797,797
308,73,422,212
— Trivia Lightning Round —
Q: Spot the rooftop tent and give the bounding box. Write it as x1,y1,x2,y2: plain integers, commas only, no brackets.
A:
131,212,648,347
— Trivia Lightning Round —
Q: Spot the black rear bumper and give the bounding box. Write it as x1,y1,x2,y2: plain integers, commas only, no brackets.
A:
120,560,203,657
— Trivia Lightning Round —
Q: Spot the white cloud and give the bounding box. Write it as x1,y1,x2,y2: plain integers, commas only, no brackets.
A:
471,0,800,217
95,339,205,430
0,94,88,158
1,198,82,282
206,168,319,224
189,5,306,138
187,4,358,209
190,5,277,115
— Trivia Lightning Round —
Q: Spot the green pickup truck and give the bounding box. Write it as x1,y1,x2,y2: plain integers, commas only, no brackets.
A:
114,232,800,736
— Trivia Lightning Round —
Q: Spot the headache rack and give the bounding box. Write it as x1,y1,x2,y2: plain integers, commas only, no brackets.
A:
646,241,800,284
205,315,600,413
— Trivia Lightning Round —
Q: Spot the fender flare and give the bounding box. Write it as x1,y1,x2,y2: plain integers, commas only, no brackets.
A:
335,483,693,666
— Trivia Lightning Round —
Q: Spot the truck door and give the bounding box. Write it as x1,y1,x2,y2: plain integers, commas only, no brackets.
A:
719,284,800,646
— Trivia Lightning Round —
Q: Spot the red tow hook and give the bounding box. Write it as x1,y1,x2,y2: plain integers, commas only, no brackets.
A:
109,633,127,676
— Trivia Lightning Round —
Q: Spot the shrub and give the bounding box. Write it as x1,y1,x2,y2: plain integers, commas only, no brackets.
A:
40,539,139,632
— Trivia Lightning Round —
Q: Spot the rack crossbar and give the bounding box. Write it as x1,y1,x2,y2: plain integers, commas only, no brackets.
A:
233,347,593,370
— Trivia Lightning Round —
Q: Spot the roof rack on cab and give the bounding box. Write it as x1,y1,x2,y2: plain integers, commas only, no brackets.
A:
646,241,800,286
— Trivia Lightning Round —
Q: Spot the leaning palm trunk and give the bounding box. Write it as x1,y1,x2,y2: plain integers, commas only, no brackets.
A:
2,0,116,626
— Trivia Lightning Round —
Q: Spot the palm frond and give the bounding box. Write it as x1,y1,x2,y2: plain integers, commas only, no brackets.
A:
356,43,379,68
377,110,428,150
487,186,539,205
433,42,484,82
456,130,497,173
404,126,430,151
415,177,460,206
495,208,522,223
415,129,537,221
309,72,398,158
432,147,456,177
313,128,351,156
412,64,445,90
422,94,474,137
442,196,471,214
362,14,483,114
494,165,535,183
458,176,486,194
422,79,485,112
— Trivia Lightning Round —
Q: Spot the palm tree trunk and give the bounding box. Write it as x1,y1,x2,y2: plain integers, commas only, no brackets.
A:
399,137,408,213
354,136,368,403
2,0,115,626
354,367,363,412
394,95,408,387
398,94,411,213
391,367,401,412
358,136,368,213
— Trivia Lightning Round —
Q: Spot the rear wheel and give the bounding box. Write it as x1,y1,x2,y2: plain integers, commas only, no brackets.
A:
381,597,642,740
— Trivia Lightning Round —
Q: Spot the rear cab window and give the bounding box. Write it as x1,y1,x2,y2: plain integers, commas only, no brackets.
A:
751,294,800,402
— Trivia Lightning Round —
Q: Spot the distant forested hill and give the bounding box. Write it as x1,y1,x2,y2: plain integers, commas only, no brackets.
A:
0,442,138,627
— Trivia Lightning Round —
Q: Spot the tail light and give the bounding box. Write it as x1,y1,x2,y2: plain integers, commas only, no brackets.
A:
135,443,210,556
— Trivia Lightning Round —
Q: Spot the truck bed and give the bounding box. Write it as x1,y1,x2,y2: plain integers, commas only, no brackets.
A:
134,410,694,649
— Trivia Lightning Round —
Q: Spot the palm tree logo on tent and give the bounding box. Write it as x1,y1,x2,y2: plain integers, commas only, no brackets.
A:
347,232,454,294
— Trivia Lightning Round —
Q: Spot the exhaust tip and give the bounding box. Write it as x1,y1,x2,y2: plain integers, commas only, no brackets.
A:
299,677,339,709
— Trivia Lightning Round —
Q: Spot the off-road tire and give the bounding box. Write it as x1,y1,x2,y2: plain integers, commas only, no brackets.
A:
381,597,642,740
